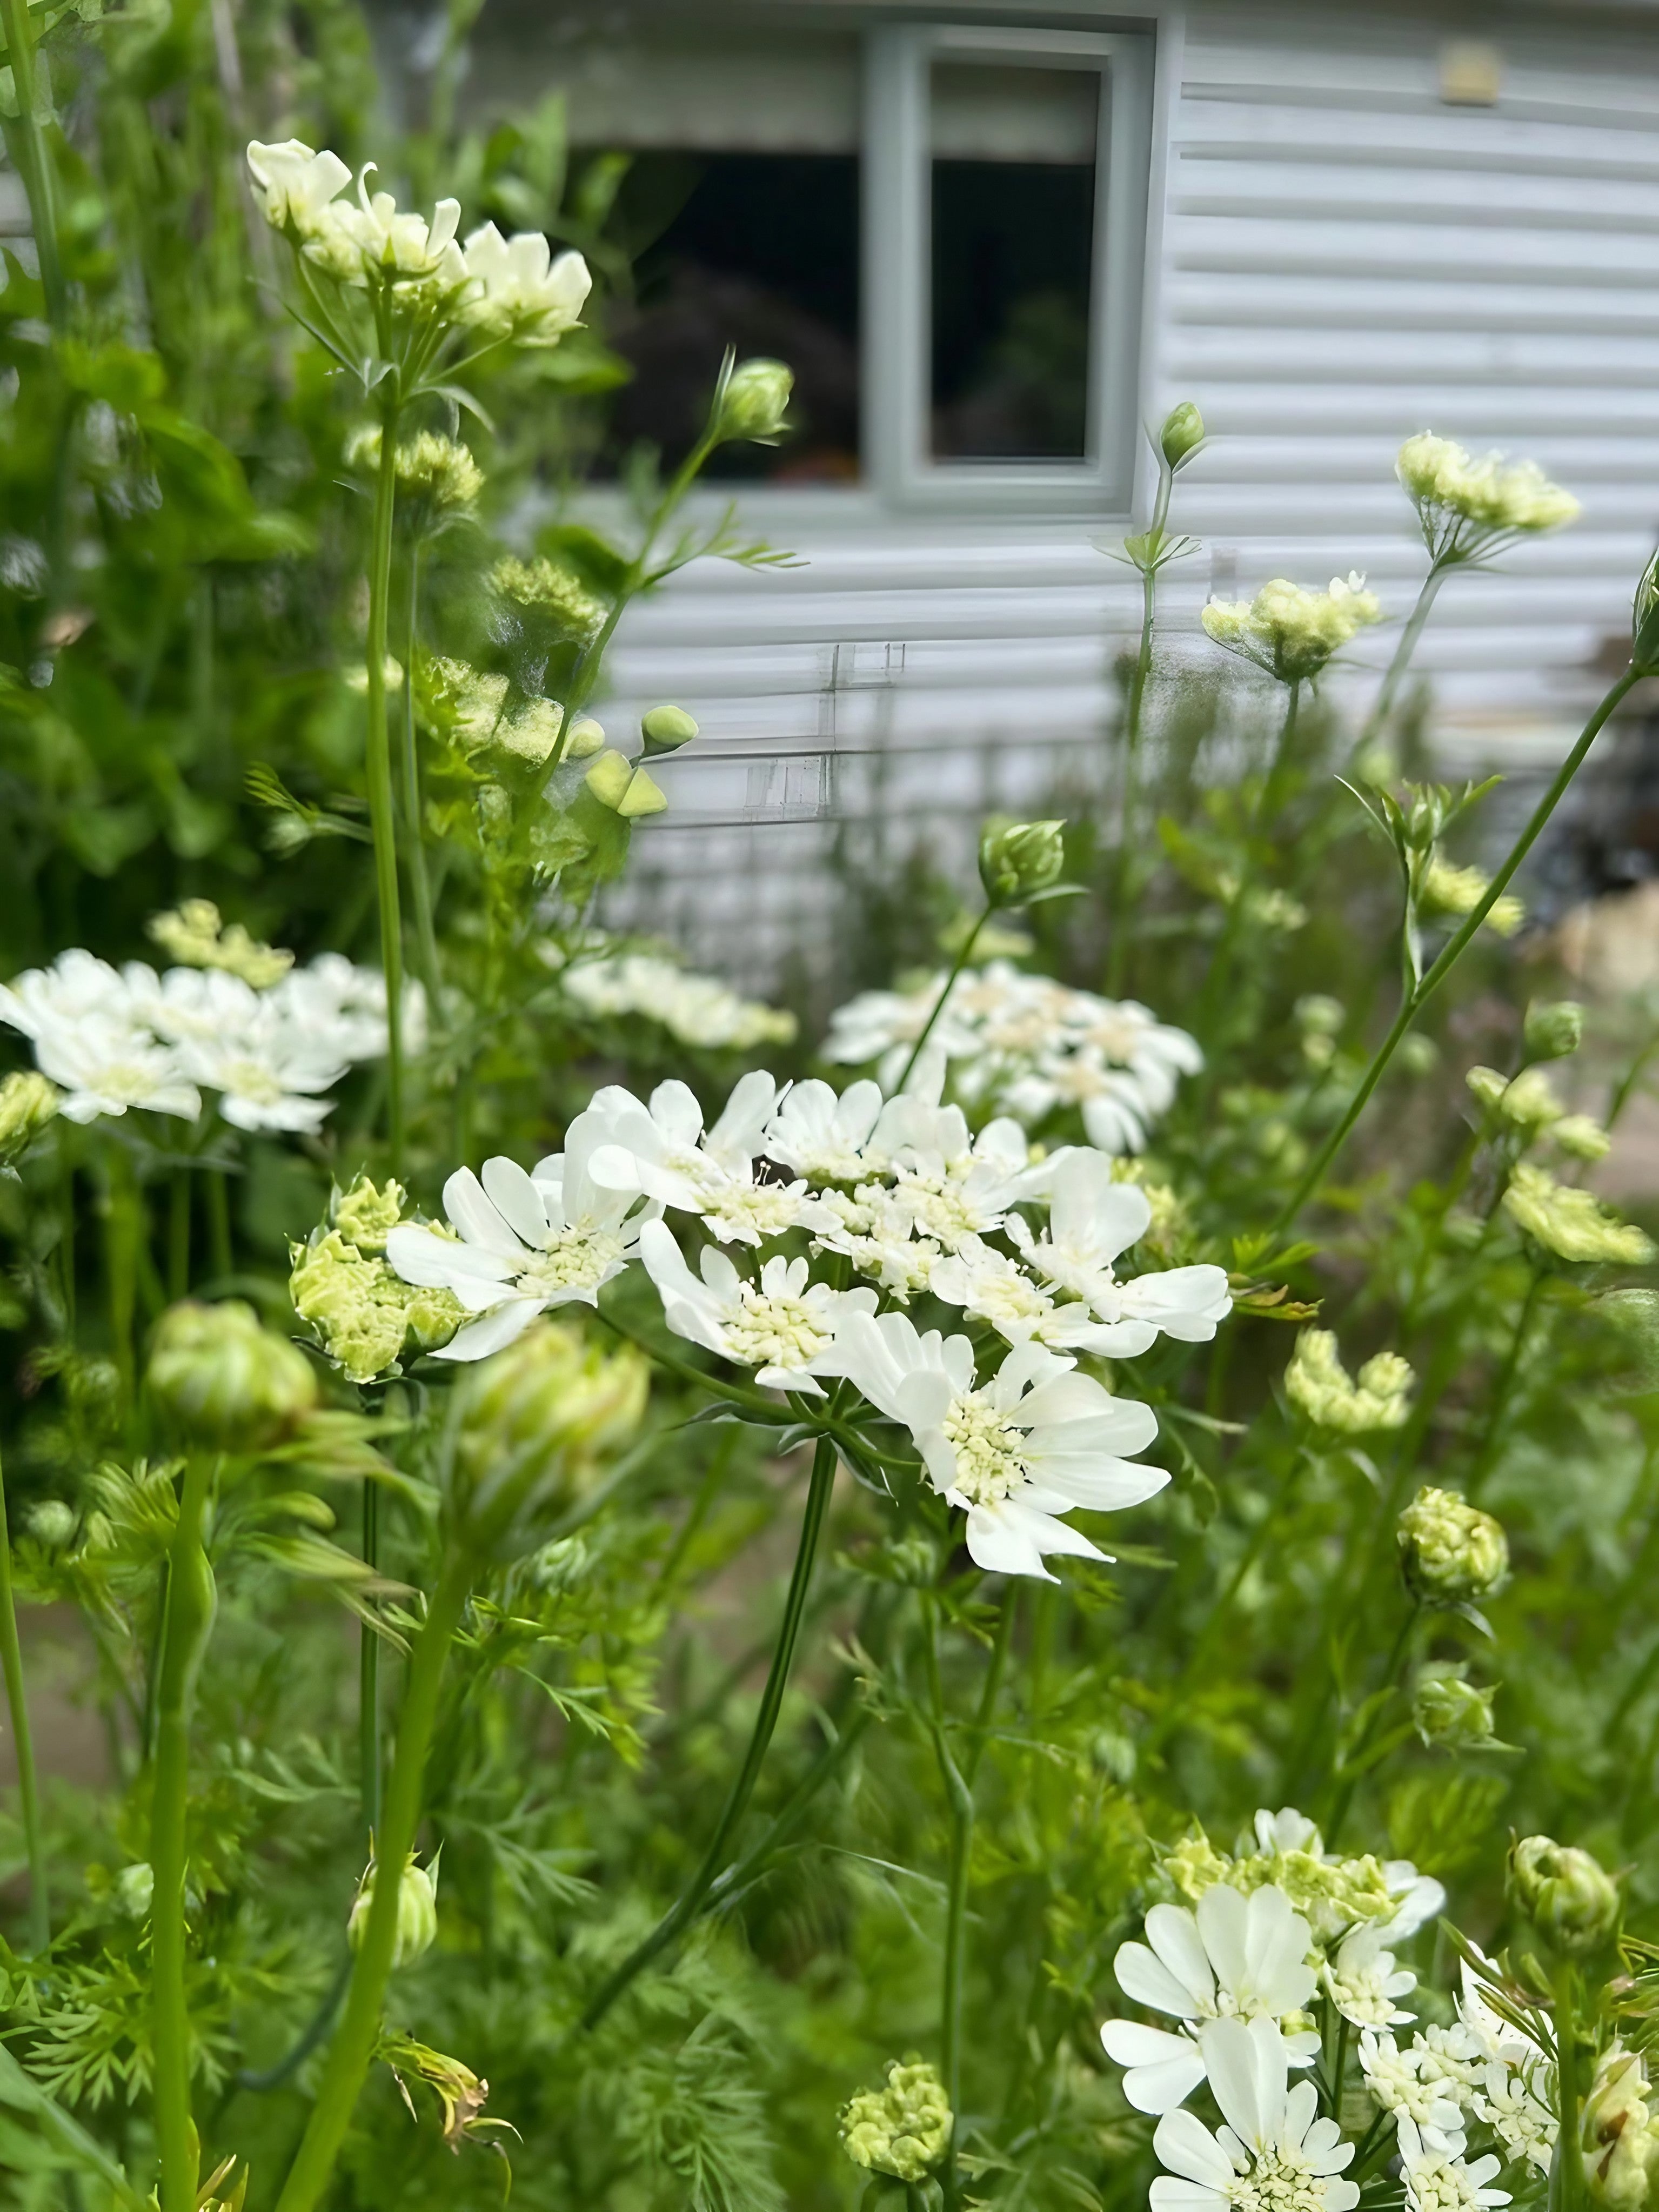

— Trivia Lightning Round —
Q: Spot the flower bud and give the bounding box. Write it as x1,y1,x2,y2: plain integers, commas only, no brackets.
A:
349,1848,438,1968
114,1861,154,1919
0,1070,59,1165
715,356,793,443
443,1321,647,1559
640,705,699,756
1635,552,1659,667
564,714,606,760
978,817,1066,907
332,1174,406,1256
1583,2046,1659,2209
1508,1834,1621,1955
1555,1115,1611,1162
1524,999,1584,1063
1412,1664,1502,1752
1397,1485,1508,1605
584,749,667,819
840,2060,952,2184
1159,400,1205,472
25,1499,75,1548
148,1299,318,1452
1294,995,1345,1038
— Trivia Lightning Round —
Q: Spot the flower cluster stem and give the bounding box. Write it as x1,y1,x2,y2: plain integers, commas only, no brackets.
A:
364,410,406,1171
0,1442,48,1954
274,1549,473,2212
359,1483,381,1834
399,544,443,1013
0,0,66,324
580,1436,838,2031
895,907,989,1096
1358,561,1448,749
1107,466,1172,994
1272,662,1642,1238
151,1453,219,2212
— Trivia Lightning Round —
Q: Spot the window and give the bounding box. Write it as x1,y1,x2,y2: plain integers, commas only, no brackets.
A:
865,25,1152,511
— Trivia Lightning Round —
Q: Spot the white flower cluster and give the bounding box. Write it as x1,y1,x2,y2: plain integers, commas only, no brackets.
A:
245,141,591,347
386,1064,1232,1581
0,945,422,1131
557,948,798,1054
822,961,1202,1156
1201,573,1383,686
1100,1811,1551,2212
1396,434,1580,547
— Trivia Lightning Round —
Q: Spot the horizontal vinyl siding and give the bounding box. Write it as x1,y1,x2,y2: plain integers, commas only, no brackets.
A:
598,3,1659,978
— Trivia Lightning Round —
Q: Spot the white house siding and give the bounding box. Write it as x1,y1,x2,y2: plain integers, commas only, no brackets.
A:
587,2,1659,978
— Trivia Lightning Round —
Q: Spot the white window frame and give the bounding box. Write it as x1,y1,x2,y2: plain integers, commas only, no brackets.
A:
862,22,1153,515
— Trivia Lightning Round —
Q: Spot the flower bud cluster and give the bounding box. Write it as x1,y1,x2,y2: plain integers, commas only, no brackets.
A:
490,554,607,645
1502,1162,1654,1268
1397,433,1580,546
147,899,294,988
349,1848,439,1968
290,1176,465,1384
345,426,483,515
1508,1834,1621,1954
1419,858,1524,937
1583,2046,1659,2208
149,1298,318,1452
1412,1663,1504,1752
1286,1329,1413,1435
1397,1485,1507,1604
1466,1064,1563,1136
1201,572,1382,685
839,2060,952,2183
979,818,1066,907
0,1068,59,1165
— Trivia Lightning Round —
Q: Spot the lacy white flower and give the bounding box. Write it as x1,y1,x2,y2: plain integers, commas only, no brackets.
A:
386,1115,653,1360
324,166,466,286
1149,2017,1358,2212
1397,433,1578,547
881,1105,1049,1255
1357,2033,1468,2154
821,975,981,1092
802,1184,942,1303
1322,1925,1416,2029
1202,574,1383,685
1503,1161,1655,1268
461,222,591,344
639,1223,875,1394
1000,1047,1156,1155
1476,2059,1555,2177
24,1016,200,1124
765,1077,887,1183
0,948,133,1036
1100,1884,1317,2114
822,1313,1162,1581
1007,1151,1231,1354
562,950,797,1054
269,954,427,1062
175,993,351,1134
245,139,352,240
586,1073,810,1246
1394,2116,1510,2212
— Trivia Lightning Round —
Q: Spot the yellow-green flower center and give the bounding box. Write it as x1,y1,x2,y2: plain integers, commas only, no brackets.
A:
941,1393,1027,1504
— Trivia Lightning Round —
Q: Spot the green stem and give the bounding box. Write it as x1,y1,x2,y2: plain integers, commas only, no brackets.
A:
274,1550,473,2212
1464,1267,1547,1504
364,412,405,1170
1272,662,1643,1237
399,543,442,1014
103,1148,139,1400
1321,1600,1420,1847
1550,1970,1582,2212
895,907,989,1097
1108,468,1171,994
150,1453,218,2212
1198,679,1301,1040
168,1170,190,1303
0,1442,48,1954
57,1133,73,1333
580,1437,838,2031
0,0,65,324
205,1168,231,1285
1357,561,1448,750
359,1484,380,1835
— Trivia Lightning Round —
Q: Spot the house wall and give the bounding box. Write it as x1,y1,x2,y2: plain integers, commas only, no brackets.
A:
496,2,1659,977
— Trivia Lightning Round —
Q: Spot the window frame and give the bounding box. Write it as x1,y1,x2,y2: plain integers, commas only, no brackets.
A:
862,21,1153,515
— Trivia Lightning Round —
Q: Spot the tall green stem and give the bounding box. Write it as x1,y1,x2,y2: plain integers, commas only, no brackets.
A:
1465,1267,1547,1504
104,1148,139,1400
359,1484,381,1834
150,1453,218,2212
1321,1600,1420,1847
364,415,405,1169
0,1442,48,1954
0,0,65,323
1108,467,1171,994
275,1550,472,2212
1357,562,1448,750
1550,1970,1583,2212
1272,663,1642,1237
399,543,442,1012
1198,680,1301,1037
580,1437,838,2030
895,909,989,1097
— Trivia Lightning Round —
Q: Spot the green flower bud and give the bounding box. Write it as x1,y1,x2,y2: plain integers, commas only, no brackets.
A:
640,705,699,756
564,714,606,760
1583,2046,1659,2209
0,1070,59,1165
1524,998,1584,1063
715,356,793,443
1397,1034,1440,1078
1412,1663,1503,1752
1397,1484,1508,1605
978,817,1066,907
148,1299,317,1453
349,1848,438,1969
1159,400,1205,472
114,1861,154,1919
839,2060,952,2184
585,749,667,818
443,1321,648,1559
1636,551,1659,668
1555,1115,1611,1162
1294,994,1345,1038
25,1499,75,1548
1508,1834,1621,1955
333,1175,406,1256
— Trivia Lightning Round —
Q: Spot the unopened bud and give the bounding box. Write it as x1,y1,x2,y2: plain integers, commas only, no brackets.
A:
585,749,667,819
443,1321,647,1559
1159,400,1205,472
564,715,606,760
1412,1664,1503,1752
1508,1834,1621,1955
1397,1484,1508,1605
1635,552,1659,667
840,2060,952,2184
0,1070,59,1164
148,1299,317,1452
26,1499,75,1548
1524,999,1584,1063
979,817,1066,907
332,1174,405,1256
349,1849,438,1968
115,1861,154,1919
715,357,793,444
640,705,699,756
1295,995,1344,1038
1582,2046,1659,2209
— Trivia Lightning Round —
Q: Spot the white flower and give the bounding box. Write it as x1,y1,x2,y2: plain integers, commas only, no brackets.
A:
585,1072,811,1246
245,139,352,239
181,1006,350,1134
1001,1049,1154,1155
1357,2032,1469,2154
821,975,980,1091
1149,2017,1357,2212
25,1016,199,1124
822,1313,1162,1581
0,948,133,1037
1322,1925,1416,2029
639,1222,875,1394
461,223,591,343
1394,2117,1510,2212
324,166,466,285
1383,1860,1447,1939
386,1107,654,1359
269,954,426,1062
1475,2060,1555,2176
1100,1885,1318,2114
561,951,794,1053
1007,1151,1231,1353
881,1107,1048,1254
801,1184,941,1303
764,1077,886,1183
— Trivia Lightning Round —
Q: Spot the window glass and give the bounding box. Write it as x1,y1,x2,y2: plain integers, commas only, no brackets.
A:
928,62,1099,461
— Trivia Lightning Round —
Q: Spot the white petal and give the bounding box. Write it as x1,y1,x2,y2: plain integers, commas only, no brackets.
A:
1151,2184,1225,2212
443,1167,525,1258
1115,1940,1201,2020
480,1156,552,1246
1101,2020,1196,2067
1125,2052,1211,2116
1144,1905,1215,2013
432,1297,543,1360
962,1502,1053,1580
1153,2110,1236,2193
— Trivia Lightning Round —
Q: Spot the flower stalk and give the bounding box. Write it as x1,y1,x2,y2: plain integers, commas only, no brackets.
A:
0,0,65,323
364,403,406,1170
0,1442,48,1955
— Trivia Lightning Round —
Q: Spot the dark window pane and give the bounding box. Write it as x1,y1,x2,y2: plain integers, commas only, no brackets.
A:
603,151,860,483
929,64,1098,461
